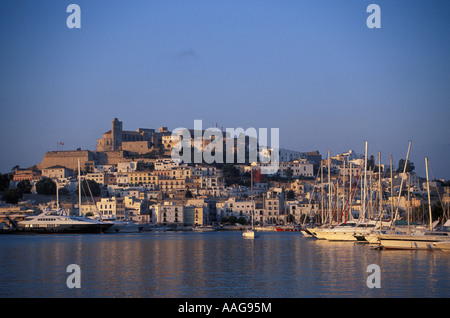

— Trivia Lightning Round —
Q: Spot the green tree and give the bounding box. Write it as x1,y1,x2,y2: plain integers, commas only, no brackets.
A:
185,189,193,198
2,187,23,204
367,155,375,170
79,179,101,197
237,216,247,225
0,174,10,192
286,214,295,223
221,215,237,224
285,167,294,180
222,164,241,186
17,180,32,194
58,187,69,196
431,201,444,222
286,189,296,199
396,159,415,173
35,178,56,195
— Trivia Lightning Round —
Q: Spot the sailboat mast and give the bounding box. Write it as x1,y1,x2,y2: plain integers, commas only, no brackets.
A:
425,157,433,231
56,179,59,210
362,141,368,222
328,149,331,225
407,173,411,232
390,154,393,218
392,140,412,225
78,158,82,216
251,164,253,229
378,151,382,220
321,162,324,224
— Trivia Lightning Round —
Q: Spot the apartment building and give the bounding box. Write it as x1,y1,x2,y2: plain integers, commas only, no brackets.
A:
153,202,184,225
96,197,126,220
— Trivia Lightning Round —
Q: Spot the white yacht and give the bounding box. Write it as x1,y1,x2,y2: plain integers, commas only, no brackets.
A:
311,221,375,241
100,216,145,233
17,208,113,233
192,225,217,232
378,231,450,250
433,241,450,252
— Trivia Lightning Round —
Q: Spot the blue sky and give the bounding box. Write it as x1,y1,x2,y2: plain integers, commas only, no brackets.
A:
1,0,449,179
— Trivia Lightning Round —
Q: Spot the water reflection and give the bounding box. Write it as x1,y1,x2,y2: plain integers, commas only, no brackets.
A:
0,232,449,297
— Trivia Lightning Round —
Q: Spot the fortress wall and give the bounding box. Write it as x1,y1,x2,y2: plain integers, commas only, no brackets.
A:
121,141,151,154
38,150,125,171
38,150,94,171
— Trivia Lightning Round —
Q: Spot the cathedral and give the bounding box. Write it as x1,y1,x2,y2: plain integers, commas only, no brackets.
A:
96,118,169,154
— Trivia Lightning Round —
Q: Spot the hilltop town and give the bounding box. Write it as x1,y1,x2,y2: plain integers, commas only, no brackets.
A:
1,118,449,229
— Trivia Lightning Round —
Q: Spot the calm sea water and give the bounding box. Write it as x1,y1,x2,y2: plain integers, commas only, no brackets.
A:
0,231,449,298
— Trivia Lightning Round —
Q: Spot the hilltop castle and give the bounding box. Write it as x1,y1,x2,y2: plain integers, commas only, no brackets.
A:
38,118,171,172
96,118,171,154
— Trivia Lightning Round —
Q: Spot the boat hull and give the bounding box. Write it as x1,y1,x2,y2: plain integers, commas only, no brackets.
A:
379,234,450,250
433,241,450,252
242,230,258,238
276,227,300,232
16,223,112,234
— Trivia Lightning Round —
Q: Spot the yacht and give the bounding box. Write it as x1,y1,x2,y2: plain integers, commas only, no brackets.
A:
94,215,145,233
192,225,217,232
433,241,450,252
17,208,113,233
311,221,376,241
378,231,450,250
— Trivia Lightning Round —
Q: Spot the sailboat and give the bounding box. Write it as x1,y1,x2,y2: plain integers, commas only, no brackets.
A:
243,163,259,239
378,156,450,250
312,143,371,242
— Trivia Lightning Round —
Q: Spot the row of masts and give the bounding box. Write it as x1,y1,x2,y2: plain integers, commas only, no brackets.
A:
314,140,437,229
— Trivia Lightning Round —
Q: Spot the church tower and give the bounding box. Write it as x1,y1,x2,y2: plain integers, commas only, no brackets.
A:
112,118,123,150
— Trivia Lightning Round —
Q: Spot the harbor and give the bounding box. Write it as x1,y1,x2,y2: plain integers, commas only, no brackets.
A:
1,231,449,298
1,0,450,305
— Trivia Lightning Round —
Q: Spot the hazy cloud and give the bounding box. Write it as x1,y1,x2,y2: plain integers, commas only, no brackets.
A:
176,49,198,59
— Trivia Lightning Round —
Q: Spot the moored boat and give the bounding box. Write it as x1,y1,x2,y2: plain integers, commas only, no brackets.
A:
379,232,450,250
17,209,112,233
242,227,258,238
276,225,301,232
433,241,450,252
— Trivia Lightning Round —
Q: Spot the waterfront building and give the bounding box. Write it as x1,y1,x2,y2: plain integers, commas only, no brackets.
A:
96,197,126,220
153,202,184,225
216,198,254,222
124,196,146,222
183,205,207,226
263,189,285,224
80,202,97,217
287,200,320,223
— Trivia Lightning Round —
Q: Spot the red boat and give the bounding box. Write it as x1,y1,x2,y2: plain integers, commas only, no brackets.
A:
276,227,301,232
